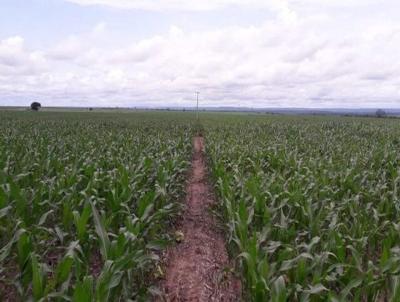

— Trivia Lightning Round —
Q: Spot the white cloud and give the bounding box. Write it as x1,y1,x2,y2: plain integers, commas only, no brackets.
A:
64,0,299,24
64,0,396,12
66,0,280,11
2,3,400,108
0,36,26,67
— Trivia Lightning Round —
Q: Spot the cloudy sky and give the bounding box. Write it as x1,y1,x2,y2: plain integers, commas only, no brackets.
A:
1,0,400,108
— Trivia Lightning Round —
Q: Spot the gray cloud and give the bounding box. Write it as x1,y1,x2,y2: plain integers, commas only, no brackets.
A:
1,3,400,108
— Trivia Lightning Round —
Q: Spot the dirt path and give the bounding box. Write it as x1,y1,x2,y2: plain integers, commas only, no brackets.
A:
159,136,241,301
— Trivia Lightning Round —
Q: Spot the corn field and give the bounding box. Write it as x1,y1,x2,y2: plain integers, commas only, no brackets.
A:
0,111,194,301
205,115,400,301
1,111,400,301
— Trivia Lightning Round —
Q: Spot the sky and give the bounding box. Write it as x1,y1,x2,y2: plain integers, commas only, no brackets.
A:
0,0,400,108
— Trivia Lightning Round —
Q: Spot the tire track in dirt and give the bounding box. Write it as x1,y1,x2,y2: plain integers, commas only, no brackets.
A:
159,136,241,301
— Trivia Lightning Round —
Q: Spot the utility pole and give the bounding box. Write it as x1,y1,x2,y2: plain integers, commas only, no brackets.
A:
196,91,200,121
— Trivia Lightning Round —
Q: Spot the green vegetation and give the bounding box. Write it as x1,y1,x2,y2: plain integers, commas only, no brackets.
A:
1,110,399,301
0,111,195,300
205,115,400,301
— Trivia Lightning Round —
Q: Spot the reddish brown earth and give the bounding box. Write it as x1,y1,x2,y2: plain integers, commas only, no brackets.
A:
0,261,18,302
159,136,241,302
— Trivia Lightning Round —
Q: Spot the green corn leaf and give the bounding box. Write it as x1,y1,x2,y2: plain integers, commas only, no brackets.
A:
90,200,110,261
0,205,12,219
32,254,46,300
55,256,74,286
17,231,32,270
95,260,122,302
38,209,54,226
305,284,328,295
339,278,363,300
391,275,400,302
73,200,91,242
73,276,94,302
271,276,287,302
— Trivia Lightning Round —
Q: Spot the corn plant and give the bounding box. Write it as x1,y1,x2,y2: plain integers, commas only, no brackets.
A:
205,115,400,301
0,111,195,300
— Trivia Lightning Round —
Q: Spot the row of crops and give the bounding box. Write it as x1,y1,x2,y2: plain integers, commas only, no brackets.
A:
2,110,400,301
0,111,195,301
205,116,400,301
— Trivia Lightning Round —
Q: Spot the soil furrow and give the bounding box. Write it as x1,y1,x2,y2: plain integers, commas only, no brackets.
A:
159,136,241,302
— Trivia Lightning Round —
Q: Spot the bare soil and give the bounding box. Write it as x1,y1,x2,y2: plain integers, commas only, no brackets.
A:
0,260,18,302
159,136,241,301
